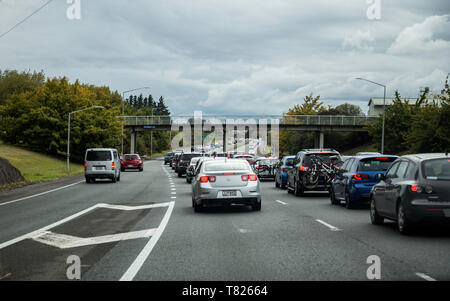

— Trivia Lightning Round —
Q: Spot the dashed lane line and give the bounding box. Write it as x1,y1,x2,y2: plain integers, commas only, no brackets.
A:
315,219,342,231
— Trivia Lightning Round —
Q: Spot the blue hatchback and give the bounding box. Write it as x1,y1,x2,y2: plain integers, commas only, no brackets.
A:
330,155,398,208
274,156,296,189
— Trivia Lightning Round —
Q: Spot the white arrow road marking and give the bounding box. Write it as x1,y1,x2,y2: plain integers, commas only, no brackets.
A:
416,273,437,281
33,229,157,249
315,219,342,231
120,201,175,281
276,200,288,205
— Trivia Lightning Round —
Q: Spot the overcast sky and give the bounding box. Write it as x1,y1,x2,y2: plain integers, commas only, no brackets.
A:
0,0,449,115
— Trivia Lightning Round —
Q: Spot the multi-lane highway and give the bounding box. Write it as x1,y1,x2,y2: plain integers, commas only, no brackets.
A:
0,159,449,281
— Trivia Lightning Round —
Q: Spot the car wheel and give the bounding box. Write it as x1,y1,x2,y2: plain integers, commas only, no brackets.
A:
252,202,261,211
193,199,202,212
121,168,125,172
139,168,143,172
112,175,117,183
178,171,183,178
117,173,121,182
294,180,304,196
85,177,91,184
330,186,340,205
370,196,384,225
397,201,413,235
345,189,353,209
275,177,280,188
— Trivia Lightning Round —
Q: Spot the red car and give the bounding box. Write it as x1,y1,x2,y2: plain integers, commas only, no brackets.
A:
120,154,143,172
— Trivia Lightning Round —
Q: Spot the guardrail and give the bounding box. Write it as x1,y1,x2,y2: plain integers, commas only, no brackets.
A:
117,115,379,127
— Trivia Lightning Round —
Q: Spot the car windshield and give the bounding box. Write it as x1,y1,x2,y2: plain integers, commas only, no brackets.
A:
422,158,450,180
357,157,397,172
86,151,111,161
124,155,139,160
285,158,295,166
182,154,201,161
204,162,249,171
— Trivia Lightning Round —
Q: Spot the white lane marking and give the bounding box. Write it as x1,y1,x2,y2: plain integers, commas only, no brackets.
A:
171,197,176,199
416,273,437,281
276,200,288,205
171,188,176,191
315,219,341,231
120,201,175,281
0,180,85,207
33,229,157,249
0,203,100,250
97,203,171,211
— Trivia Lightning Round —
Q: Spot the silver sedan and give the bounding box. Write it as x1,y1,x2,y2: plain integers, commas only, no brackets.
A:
191,159,262,212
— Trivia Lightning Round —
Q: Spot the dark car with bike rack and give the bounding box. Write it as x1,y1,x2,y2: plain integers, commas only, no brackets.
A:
287,149,342,196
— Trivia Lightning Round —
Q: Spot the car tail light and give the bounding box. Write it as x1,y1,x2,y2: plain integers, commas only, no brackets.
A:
200,176,208,183
112,162,115,170
376,157,388,160
353,173,369,180
282,168,288,173
317,152,328,154
84,162,87,167
249,174,258,181
409,184,423,193
241,175,249,181
200,176,216,183
256,166,263,169
208,176,216,182
299,165,309,171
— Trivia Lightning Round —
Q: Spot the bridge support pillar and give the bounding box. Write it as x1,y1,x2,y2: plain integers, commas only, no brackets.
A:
315,131,324,149
130,130,136,154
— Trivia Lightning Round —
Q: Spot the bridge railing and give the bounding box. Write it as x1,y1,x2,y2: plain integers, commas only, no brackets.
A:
117,115,379,126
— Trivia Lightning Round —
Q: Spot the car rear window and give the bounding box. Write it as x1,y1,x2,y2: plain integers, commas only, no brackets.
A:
260,159,278,165
86,151,111,161
303,153,340,167
357,157,397,172
422,158,450,180
215,153,227,157
124,155,139,160
182,154,202,160
204,162,249,171
285,158,295,166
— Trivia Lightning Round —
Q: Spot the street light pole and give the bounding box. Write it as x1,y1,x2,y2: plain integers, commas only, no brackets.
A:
67,106,104,173
121,86,151,155
355,78,387,154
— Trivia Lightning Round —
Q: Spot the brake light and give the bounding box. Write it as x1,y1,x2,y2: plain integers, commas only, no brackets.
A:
317,152,328,154
249,174,258,181
241,175,249,181
299,165,309,171
376,157,388,160
410,184,423,193
208,176,216,182
353,173,369,180
84,162,87,167
200,176,208,183
200,176,216,183
256,166,263,169
112,162,115,170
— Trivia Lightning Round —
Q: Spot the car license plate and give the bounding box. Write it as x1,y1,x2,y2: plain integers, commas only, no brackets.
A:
128,165,134,167
222,190,237,197
93,167,104,171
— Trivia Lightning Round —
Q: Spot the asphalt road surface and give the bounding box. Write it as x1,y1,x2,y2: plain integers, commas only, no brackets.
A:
0,159,449,281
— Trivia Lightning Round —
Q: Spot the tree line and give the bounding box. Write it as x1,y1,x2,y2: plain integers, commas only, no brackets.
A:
0,70,172,162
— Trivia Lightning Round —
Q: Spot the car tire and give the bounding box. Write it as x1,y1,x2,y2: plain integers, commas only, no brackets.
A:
397,201,413,235
275,177,280,188
117,173,121,182
252,202,262,211
193,199,202,212
85,177,91,184
139,168,143,172
330,186,340,205
186,177,192,184
112,175,117,183
370,196,384,225
345,189,354,209
294,180,304,196
121,168,125,172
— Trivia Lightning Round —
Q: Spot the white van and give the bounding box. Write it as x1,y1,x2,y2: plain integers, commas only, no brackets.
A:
84,148,121,183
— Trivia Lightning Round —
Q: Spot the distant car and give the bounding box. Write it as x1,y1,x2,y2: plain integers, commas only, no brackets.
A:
164,152,174,165
186,157,203,184
170,150,183,168
120,154,144,172
172,152,182,170
234,155,255,164
191,159,262,212
253,157,279,180
177,152,203,177
370,153,450,234
287,149,342,196
274,156,296,189
330,155,398,208
84,148,121,183
356,152,382,156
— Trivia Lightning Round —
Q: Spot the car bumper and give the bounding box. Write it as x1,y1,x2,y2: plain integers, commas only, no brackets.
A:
85,170,115,178
199,197,261,207
407,200,450,224
195,183,261,205
349,183,374,202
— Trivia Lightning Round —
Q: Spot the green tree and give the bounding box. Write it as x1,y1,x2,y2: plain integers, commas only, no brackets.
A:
0,70,45,105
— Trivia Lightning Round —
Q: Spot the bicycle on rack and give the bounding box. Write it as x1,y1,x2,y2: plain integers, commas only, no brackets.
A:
305,155,342,187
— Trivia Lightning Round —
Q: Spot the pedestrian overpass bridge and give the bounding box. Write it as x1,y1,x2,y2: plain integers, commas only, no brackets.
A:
118,114,379,153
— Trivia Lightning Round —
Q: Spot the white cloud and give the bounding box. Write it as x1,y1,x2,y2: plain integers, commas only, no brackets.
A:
388,15,450,54
342,30,375,51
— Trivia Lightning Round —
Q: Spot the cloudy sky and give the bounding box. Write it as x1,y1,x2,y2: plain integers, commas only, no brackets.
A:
0,0,449,115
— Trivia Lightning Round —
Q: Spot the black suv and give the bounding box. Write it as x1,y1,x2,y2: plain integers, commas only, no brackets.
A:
287,149,341,196
176,152,203,177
